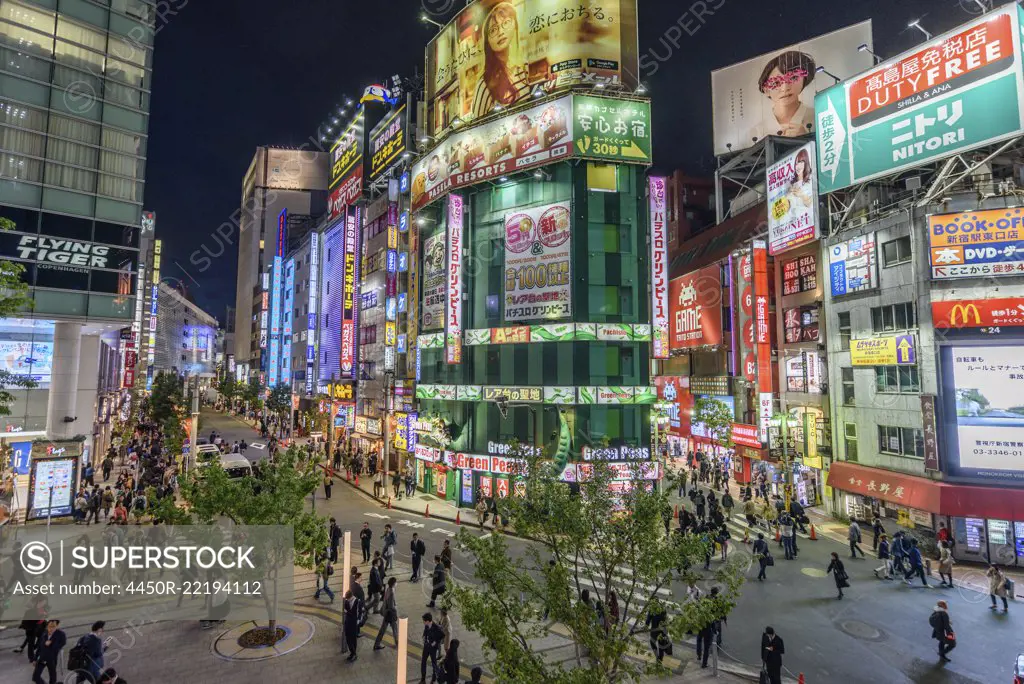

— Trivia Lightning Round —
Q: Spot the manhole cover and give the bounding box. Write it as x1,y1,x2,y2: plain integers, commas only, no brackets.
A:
801,567,827,578
837,620,884,642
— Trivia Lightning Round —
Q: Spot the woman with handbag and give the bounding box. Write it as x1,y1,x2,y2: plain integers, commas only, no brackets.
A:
929,600,955,661
645,605,672,664
987,564,1009,612
826,552,849,600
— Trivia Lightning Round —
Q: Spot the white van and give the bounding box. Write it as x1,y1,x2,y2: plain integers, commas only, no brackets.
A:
218,453,253,480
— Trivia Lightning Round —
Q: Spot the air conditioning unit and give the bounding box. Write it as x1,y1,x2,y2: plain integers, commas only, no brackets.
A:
847,215,868,230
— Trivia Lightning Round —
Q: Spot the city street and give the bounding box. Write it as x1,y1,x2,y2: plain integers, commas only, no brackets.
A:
85,410,1017,684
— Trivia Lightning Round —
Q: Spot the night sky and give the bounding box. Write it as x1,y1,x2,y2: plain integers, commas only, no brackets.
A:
145,0,953,321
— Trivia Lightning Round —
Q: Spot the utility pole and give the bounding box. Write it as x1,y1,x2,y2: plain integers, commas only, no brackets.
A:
383,370,394,475
771,413,795,512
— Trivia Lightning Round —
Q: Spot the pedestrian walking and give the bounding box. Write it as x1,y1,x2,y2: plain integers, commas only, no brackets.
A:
744,498,758,527
760,626,784,684
410,532,426,582
646,604,672,664
428,554,446,607
405,469,415,498
987,564,1009,612
343,590,361,662
438,606,454,653
441,539,453,579
74,620,107,682
382,524,397,572
848,520,865,558
874,534,894,580
464,665,484,684
475,498,487,527
329,518,342,563
367,558,384,615
373,577,399,651
677,468,688,498
937,541,954,587
753,533,771,581
717,524,731,562
780,513,795,560
13,597,47,663
314,556,335,603
695,490,706,520
929,600,956,661
903,538,929,587
871,516,885,552
721,490,734,521
101,453,113,482
439,638,461,684
360,522,373,563
826,552,850,600
374,469,385,498
31,619,65,684
323,472,333,500
420,612,445,684
891,531,908,576
392,470,402,500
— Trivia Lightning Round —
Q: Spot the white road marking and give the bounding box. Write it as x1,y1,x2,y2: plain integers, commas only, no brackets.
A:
365,512,390,519
397,519,425,529
431,528,456,538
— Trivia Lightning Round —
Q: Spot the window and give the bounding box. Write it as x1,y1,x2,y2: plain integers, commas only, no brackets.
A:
870,302,915,333
359,325,377,345
841,367,855,406
837,312,851,351
878,425,924,458
882,236,912,267
874,365,920,393
844,422,858,462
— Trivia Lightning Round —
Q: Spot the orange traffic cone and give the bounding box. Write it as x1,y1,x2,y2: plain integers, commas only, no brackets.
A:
354,473,359,487
775,526,781,543
673,505,679,519
455,511,461,526
425,504,430,519
387,497,392,509
798,674,805,684
809,524,817,540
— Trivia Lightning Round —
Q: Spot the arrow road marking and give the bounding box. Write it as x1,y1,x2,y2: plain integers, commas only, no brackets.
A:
431,528,456,538
365,512,390,519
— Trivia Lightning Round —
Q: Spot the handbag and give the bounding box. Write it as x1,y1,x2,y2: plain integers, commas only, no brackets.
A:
758,663,770,684
765,554,775,567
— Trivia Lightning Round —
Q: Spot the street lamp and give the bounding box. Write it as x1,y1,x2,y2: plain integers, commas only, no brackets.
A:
420,12,442,28
769,413,799,513
651,402,672,493
908,19,932,41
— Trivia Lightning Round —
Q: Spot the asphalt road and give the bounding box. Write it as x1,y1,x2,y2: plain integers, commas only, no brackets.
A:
201,410,1019,683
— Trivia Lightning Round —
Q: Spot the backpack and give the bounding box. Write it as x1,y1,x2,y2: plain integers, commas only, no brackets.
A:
67,637,90,671
928,612,941,630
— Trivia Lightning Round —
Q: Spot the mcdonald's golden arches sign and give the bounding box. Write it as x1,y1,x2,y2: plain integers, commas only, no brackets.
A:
931,298,1024,330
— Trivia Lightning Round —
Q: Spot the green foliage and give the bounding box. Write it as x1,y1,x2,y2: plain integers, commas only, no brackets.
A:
242,377,264,408
266,383,291,417
216,376,239,404
0,218,35,418
693,396,734,447
149,373,184,427
450,451,745,683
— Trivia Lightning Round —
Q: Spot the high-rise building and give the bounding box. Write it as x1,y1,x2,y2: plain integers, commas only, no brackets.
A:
0,0,158,520
232,146,328,380
151,282,218,379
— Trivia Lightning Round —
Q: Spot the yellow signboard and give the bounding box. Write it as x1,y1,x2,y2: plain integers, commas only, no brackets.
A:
850,334,916,366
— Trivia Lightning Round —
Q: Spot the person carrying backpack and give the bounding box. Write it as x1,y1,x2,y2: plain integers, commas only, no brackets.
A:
69,621,106,682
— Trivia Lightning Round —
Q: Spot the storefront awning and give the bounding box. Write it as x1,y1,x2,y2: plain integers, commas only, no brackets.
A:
828,462,1024,519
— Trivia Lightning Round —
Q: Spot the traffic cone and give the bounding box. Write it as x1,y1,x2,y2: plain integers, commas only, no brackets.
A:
354,473,359,487
455,511,461,526
673,505,679,519
424,504,430,519
775,526,781,543
798,674,805,684
387,497,392,509
809,524,818,541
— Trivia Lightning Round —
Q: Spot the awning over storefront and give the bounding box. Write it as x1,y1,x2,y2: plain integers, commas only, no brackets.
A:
828,462,1024,520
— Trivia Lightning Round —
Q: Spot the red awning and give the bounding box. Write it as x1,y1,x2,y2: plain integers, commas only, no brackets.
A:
827,462,1024,519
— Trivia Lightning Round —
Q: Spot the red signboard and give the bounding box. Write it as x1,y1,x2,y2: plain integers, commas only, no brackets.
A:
669,264,723,350
731,423,761,448
496,478,509,498
753,242,772,393
931,298,1024,329
849,14,1014,125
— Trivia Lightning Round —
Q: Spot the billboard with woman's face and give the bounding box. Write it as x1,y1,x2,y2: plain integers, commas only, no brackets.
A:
711,21,872,156
425,0,638,138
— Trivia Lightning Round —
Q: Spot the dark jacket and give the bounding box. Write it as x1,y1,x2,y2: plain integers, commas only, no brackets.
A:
369,565,384,593
930,609,952,640
82,632,104,667
411,539,426,557
343,598,361,635
35,628,66,662
877,540,890,559
329,524,342,547
432,562,446,590
441,649,460,684
423,623,445,651
360,528,373,546
826,558,847,587
760,633,784,668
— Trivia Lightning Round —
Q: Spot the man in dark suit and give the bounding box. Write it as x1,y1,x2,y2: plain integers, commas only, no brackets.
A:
32,619,66,684
760,626,784,684
329,518,342,563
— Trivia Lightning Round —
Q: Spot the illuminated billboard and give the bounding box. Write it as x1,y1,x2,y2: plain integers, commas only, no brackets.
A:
928,208,1024,279
268,256,283,386
766,141,819,255
425,0,638,137
328,111,365,219
446,195,464,364
340,208,360,380
649,176,669,359
503,201,571,322
368,104,408,183
817,8,1024,192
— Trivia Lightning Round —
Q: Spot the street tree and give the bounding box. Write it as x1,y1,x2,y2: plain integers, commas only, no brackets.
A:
242,377,264,411
216,375,239,409
266,383,291,437
450,450,746,684
151,444,328,645
0,217,36,419
692,396,734,448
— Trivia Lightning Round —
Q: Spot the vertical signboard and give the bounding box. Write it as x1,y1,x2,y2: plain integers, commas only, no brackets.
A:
277,209,288,257
828,233,877,296
282,258,294,389
341,208,359,380
268,256,283,386
816,8,1024,192
446,195,464,365
649,176,669,359
503,201,572,322
920,394,939,472
732,248,756,384
306,232,319,395
753,240,773,441
767,142,819,255
329,111,365,220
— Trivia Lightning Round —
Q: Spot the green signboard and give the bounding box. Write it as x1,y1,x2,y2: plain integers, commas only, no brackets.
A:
573,95,652,164
816,6,1024,193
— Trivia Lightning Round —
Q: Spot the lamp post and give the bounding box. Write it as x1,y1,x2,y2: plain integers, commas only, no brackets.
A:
651,402,671,493
769,413,799,512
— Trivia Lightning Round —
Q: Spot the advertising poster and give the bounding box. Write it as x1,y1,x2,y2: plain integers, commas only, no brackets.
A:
412,95,573,211
422,233,446,331
946,345,1024,481
368,104,408,183
850,334,916,366
712,21,872,155
0,340,52,384
504,201,572,322
928,208,1024,279
817,8,1024,192
340,209,360,379
318,222,344,383
732,248,756,384
573,95,651,162
649,176,669,358
425,0,637,136
28,457,76,519
828,233,876,296
767,142,819,255
669,264,722,350
781,254,816,295
446,195,464,364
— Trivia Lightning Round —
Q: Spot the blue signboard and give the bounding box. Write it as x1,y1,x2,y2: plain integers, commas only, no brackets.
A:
10,440,30,475
398,251,408,272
